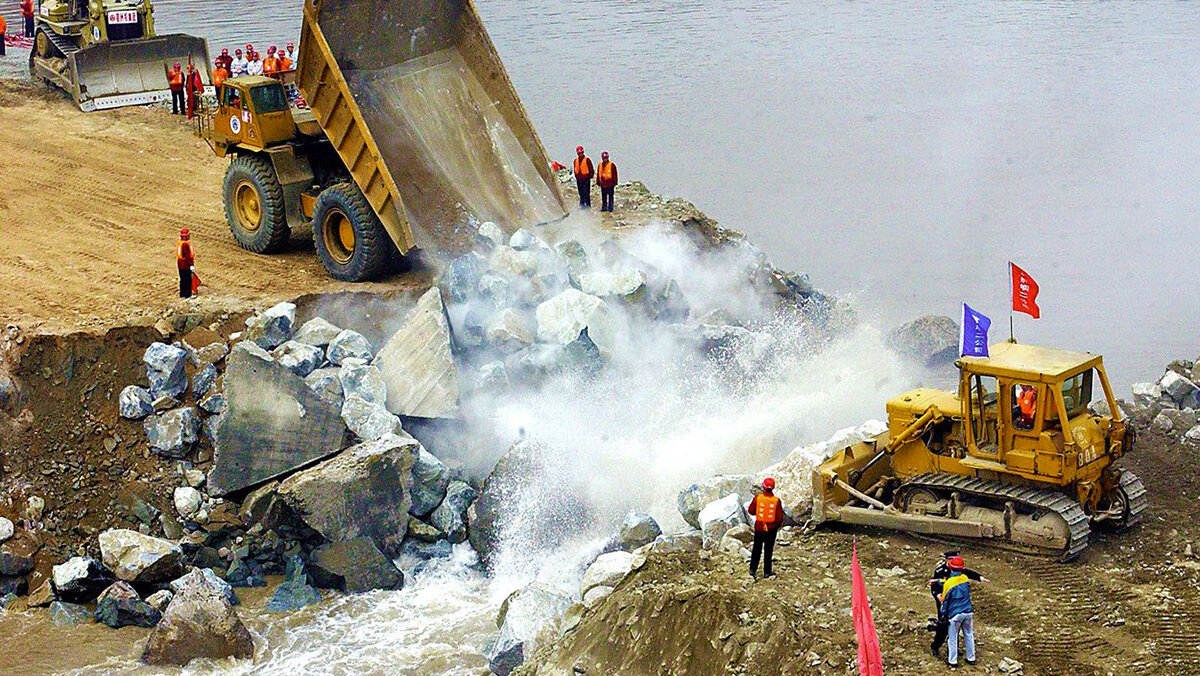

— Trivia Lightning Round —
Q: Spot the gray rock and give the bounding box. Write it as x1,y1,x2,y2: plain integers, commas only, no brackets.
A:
1152,412,1175,433
244,302,296,350
578,268,646,298
474,361,510,392
198,391,226,415
486,309,534,355
1131,382,1166,413
173,486,204,520
182,329,229,367
341,396,403,441
339,359,387,405
98,529,184,585
277,434,420,556
141,572,255,666
0,517,11,545
273,341,325,378
652,531,703,554
477,221,507,248
327,329,373,366
677,475,755,529
443,252,487,303
94,581,161,628
698,493,750,548
224,557,265,588
886,315,960,366
266,555,322,611
184,469,206,488
508,228,544,251
309,538,404,593
583,585,613,609
490,246,539,277
478,272,512,308
410,449,451,517
616,512,662,552
293,317,343,349
536,289,616,354
232,339,273,362
488,582,572,676
192,364,219,400
144,342,189,399
208,346,348,496
49,601,93,627
430,480,477,543
303,367,344,407
375,288,461,419
406,519,444,543
144,407,201,459
1163,408,1198,433
171,567,240,606
1186,424,1200,445
52,556,114,603
1160,371,1200,409
581,551,634,596
119,386,155,420
146,589,173,612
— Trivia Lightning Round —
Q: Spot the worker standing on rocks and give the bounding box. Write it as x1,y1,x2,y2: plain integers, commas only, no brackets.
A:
177,228,196,299
21,0,34,38
748,477,784,579
573,146,594,209
937,555,977,668
231,48,249,77
929,550,986,658
167,63,186,115
597,151,618,212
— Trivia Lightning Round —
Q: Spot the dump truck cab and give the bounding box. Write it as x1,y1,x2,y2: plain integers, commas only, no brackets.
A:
209,77,301,155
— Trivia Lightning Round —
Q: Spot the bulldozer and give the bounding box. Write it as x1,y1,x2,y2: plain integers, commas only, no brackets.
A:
198,0,567,282
29,0,209,111
812,342,1146,560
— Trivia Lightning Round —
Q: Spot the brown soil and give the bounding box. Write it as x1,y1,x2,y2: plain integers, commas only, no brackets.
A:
521,432,1200,676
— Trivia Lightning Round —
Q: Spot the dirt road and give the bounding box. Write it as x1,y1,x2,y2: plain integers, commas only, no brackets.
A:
0,80,411,335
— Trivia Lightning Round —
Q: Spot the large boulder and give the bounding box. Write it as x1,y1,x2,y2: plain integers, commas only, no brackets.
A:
277,434,419,555
192,364,219,400
477,221,506,248
327,329,373,366
0,532,39,577
698,493,749,548
430,480,477,544
616,512,662,552
144,342,188,399
581,551,634,596
266,555,322,611
651,531,703,554
144,407,201,459
578,268,646,299
171,567,240,606
442,252,487,303
308,538,404,593
94,581,162,628
535,289,616,354
886,315,960,366
676,475,755,529
141,573,255,666
52,556,114,603
486,309,535,355
487,582,572,676
375,288,461,419
208,343,348,496
1160,371,1200,409
339,359,387,404
293,317,343,349
243,302,295,350
410,449,451,517
50,601,93,627
98,529,184,585
119,386,155,420
341,396,403,441
304,367,344,407
273,341,325,378
490,245,539,277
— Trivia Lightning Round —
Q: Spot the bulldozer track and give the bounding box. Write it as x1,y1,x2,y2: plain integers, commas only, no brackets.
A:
899,473,1091,561
1152,603,1200,672
1118,468,1149,527
43,29,81,57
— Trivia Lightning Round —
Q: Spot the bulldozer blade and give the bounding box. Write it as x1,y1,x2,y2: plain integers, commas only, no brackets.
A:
69,34,211,112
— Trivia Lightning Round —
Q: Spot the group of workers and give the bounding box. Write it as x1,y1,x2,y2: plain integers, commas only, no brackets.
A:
572,146,619,212
211,42,296,87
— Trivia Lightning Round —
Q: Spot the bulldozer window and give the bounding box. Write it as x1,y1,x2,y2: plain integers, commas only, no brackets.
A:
1012,383,1038,431
222,86,242,109
1060,370,1094,420
971,375,999,449
249,84,289,114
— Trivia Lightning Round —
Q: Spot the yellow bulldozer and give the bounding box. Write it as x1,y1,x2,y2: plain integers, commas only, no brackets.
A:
812,342,1145,560
29,0,209,111
198,0,567,282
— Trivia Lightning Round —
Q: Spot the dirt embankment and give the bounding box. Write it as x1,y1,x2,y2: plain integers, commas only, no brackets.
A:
522,433,1200,676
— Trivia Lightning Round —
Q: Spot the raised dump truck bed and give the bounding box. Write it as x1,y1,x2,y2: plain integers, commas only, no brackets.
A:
296,0,566,256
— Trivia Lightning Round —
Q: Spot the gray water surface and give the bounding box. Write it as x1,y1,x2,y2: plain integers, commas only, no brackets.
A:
153,0,1200,388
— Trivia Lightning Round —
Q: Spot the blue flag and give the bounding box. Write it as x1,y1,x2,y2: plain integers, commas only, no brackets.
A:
960,303,992,357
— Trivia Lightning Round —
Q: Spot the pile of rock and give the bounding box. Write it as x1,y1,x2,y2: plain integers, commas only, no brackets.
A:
1127,356,1200,445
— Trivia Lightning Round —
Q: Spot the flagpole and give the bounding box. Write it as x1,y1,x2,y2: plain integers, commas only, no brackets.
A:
1008,261,1015,343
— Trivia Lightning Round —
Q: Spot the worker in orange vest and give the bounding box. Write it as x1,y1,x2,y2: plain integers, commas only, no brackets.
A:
20,0,34,38
0,12,7,57
186,63,204,119
281,41,296,71
596,151,618,212
212,60,229,88
748,477,785,580
215,47,233,75
177,228,196,299
263,45,281,76
572,146,594,209
167,63,185,115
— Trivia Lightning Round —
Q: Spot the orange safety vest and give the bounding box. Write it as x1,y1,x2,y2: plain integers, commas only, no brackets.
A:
213,67,228,87
263,57,280,74
176,241,194,270
169,70,184,89
280,56,293,71
755,494,780,525
1018,388,1036,417
20,0,33,18
0,14,7,33
597,161,617,187
574,156,593,179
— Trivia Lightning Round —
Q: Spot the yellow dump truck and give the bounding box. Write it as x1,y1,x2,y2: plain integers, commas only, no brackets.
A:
812,342,1145,561
30,0,210,112
200,0,567,281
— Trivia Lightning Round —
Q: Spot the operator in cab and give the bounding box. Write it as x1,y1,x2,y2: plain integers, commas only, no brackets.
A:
748,477,785,580
1015,384,1037,430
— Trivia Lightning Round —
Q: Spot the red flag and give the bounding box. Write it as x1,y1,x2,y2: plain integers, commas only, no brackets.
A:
851,542,884,676
1010,262,1041,319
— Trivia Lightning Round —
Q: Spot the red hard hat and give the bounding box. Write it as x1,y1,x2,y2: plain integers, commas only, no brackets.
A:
763,477,775,490
246,44,253,50
268,45,277,52
173,62,181,69
601,151,609,159
221,48,229,54
947,556,965,570
180,228,190,237
576,145,584,153
287,41,294,47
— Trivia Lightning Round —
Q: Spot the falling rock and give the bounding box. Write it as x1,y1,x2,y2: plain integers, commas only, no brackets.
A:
577,269,646,299
243,302,295,350
293,317,343,349
490,246,540,277
375,288,461,419
144,407,201,459
192,364,219,400
52,556,114,603
327,329,374,366
171,567,240,606
144,342,189,399
1153,412,1175,433
486,309,535,355
273,341,325,378
443,252,487,303
208,345,348,496
341,396,404,441
98,529,184,585
119,386,155,420
536,290,617,354
430,480,478,544
489,582,572,676
304,367,344,407
581,552,634,596
583,585,613,609
173,487,204,520
677,475,755,529
509,228,545,252
474,361,510,393
308,538,404,593
141,572,255,666
266,555,322,611
698,493,749,548
477,221,506,248
94,581,162,628
616,512,662,552
339,359,387,405
410,449,451,517
886,315,960,366
50,601,93,627
277,434,419,556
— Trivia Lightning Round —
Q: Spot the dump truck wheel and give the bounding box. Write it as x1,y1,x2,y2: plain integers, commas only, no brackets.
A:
223,155,289,254
312,183,389,282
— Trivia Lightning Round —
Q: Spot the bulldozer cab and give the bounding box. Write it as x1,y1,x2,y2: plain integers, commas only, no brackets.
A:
209,77,297,154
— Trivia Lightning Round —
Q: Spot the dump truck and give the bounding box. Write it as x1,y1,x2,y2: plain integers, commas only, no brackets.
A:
812,342,1145,561
29,0,210,112
199,0,567,282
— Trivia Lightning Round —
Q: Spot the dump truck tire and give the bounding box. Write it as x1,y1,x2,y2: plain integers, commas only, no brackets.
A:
223,155,289,254
312,183,390,282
